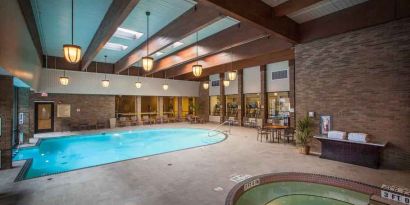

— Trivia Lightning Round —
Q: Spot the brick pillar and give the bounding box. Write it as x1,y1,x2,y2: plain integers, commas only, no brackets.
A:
136,96,141,120
260,65,268,126
17,88,30,143
288,59,296,128
198,81,210,121
158,97,163,117
0,76,13,169
219,73,226,123
237,70,244,126
177,97,182,120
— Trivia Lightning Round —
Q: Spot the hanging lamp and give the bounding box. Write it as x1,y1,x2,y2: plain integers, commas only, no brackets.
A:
203,81,209,89
63,0,81,64
226,47,237,81
135,68,142,88
223,79,230,87
192,32,202,77
142,11,153,71
59,70,69,86
163,72,169,90
101,55,110,87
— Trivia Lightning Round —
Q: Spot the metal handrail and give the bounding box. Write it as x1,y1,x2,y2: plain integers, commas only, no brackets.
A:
208,120,232,137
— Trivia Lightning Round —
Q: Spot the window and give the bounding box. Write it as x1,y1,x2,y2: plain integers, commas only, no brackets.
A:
245,94,261,118
209,96,221,116
271,70,287,80
267,92,290,125
211,80,219,86
226,95,238,117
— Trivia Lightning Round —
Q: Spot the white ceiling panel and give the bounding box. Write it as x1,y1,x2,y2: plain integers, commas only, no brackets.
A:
287,0,368,23
94,0,196,63
31,0,113,58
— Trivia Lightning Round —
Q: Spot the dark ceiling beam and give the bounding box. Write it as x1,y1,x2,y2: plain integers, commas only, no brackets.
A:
273,0,323,16
81,0,141,70
167,36,291,78
114,3,224,73
145,23,267,76
197,0,299,43
17,0,43,62
179,49,294,80
300,0,410,43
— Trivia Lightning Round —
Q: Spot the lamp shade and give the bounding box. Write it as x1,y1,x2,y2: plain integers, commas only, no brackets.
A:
223,80,230,87
163,83,169,90
227,71,237,81
59,76,69,86
142,56,154,71
203,82,209,89
63,44,81,64
135,81,142,88
192,64,203,77
101,79,110,88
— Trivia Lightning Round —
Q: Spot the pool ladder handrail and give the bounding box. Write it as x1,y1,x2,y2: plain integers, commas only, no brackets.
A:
208,121,232,137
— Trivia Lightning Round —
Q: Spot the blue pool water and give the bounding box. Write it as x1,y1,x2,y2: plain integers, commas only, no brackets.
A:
13,128,225,180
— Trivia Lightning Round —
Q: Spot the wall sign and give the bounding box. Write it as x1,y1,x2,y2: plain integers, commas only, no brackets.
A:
381,184,410,204
57,104,71,118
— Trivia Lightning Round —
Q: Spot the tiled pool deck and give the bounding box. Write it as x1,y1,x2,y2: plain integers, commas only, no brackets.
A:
1,123,409,205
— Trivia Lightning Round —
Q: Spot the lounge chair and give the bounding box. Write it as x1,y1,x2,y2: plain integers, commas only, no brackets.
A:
228,117,239,126
142,116,152,125
130,116,139,126
162,115,170,123
118,117,128,127
155,116,163,124
186,115,195,124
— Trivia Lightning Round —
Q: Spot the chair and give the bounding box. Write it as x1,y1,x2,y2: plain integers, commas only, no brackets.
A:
155,116,163,124
79,120,89,130
130,116,139,126
162,115,170,123
284,127,295,143
186,115,195,124
142,116,152,125
96,120,106,129
257,126,271,142
167,115,176,123
228,117,239,126
69,122,80,131
118,117,128,127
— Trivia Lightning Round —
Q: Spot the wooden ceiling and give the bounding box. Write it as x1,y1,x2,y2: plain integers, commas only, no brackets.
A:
20,0,410,81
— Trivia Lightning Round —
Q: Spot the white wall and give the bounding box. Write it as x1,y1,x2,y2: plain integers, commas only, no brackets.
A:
38,68,199,97
266,61,289,92
209,74,220,96
225,75,238,95
243,66,261,94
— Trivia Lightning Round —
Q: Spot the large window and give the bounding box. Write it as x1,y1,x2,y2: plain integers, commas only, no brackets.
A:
141,96,157,118
163,96,175,117
209,96,221,116
245,94,260,118
268,92,290,124
226,95,238,118
115,96,136,117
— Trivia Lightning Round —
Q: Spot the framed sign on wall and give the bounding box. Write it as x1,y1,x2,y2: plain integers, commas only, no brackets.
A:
57,104,71,118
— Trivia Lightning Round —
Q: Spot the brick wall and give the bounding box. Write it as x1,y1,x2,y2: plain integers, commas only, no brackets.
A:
198,84,210,121
29,93,115,137
295,18,410,169
17,88,30,143
0,76,13,169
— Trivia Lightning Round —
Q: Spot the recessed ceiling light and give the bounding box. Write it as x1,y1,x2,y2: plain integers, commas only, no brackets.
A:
114,27,143,40
104,42,128,51
173,41,184,48
155,52,164,57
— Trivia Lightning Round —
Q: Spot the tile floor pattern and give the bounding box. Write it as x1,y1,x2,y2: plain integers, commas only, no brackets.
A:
0,123,409,205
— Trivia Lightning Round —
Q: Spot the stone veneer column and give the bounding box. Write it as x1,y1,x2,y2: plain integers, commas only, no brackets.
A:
219,73,226,123
198,81,210,121
237,70,245,126
177,97,182,120
158,97,163,117
0,76,13,169
288,59,296,128
17,88,30,143
260,65,268,126
136,96,141,120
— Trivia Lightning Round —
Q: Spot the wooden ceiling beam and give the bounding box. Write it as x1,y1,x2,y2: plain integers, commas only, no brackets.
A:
17,0,43,62
81,0,141,70
145,23,267,76
300,0,410,43
114,3,224,73
273,0,323,16
179,49,294,80
197,0,299,43
168,36,291,78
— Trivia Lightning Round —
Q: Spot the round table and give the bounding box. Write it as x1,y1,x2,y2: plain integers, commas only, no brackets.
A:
264,125,289,143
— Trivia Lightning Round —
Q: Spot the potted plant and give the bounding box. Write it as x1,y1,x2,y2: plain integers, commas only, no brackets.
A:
295,115,314,155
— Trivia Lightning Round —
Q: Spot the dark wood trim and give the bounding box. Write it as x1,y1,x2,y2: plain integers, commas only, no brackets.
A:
17,0,43,62
146,23,267,76
219,73,226,123
81,0,141,70
260,65,268,126
114,3,224,73
34,102,54,134
198,0,299,43
273,0,322,16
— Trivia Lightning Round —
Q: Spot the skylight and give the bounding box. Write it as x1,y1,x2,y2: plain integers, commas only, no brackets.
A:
104,42,128,51
114,27,144,40
155,52,164,57
173,42,184,48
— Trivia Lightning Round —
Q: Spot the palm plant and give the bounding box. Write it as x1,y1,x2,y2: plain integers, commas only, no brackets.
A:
295,115,314,154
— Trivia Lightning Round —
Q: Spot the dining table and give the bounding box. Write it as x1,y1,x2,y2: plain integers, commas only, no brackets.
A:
263,124,289,143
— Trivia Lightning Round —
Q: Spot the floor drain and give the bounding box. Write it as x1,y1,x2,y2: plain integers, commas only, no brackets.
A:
213,187,223,192
47,178,53,181
168,163,173,166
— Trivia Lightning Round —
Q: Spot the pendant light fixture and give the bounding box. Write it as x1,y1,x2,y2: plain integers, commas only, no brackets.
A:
163,72,169,90
63,0,81,64
226,47,237,81
223,79,230,87
203,81,209,89
101,55,110,88
135,68,142,88
192,32,202,77
142,11,153,71
59,70,70,86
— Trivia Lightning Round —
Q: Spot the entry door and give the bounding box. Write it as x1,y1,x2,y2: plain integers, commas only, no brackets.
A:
35,102,54,133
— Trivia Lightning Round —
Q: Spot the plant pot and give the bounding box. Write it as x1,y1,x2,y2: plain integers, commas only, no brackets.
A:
299,146,310,155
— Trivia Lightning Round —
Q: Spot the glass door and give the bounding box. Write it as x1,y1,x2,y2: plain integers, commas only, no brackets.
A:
35,102,54,133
